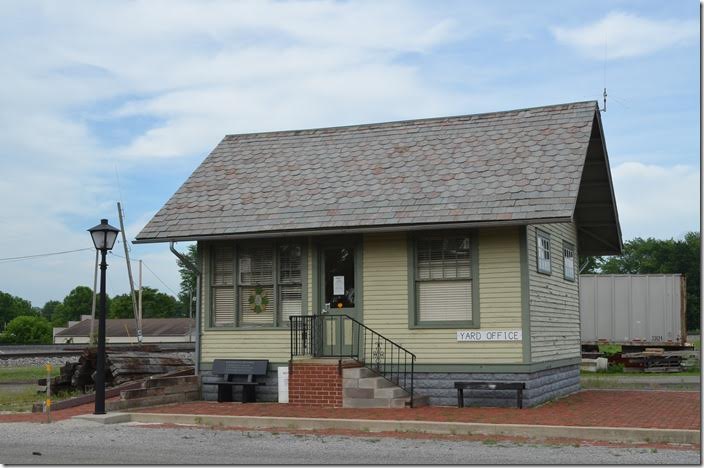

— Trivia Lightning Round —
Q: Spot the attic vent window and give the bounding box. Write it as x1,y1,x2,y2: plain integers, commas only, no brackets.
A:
536,231,551,275
563,242,575,281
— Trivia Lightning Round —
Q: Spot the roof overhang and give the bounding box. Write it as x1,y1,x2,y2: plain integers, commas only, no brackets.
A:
133,216,573,244
572,111,623,256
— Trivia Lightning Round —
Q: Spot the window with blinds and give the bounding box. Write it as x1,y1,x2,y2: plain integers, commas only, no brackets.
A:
238,245,275,326
211,246,235,327
415,235,472,323
278,244,303,326
537,231,551,274
563,242,575,281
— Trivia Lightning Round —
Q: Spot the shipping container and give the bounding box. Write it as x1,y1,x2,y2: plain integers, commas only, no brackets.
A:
580,274,686,346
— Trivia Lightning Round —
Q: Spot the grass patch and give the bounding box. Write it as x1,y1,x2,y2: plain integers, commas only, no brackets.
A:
482,439,497,446
0,386,80,412
0,366,60,383
597,343,622,356
692,339,701,351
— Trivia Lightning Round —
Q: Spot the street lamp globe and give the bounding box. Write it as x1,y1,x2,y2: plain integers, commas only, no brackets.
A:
88,219,120,251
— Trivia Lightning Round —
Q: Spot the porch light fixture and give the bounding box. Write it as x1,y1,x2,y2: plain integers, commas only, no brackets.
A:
87,218,120,415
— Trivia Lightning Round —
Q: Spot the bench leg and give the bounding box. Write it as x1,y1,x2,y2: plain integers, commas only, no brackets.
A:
242,386,256,403
217,385,233,403
517,388,523,409
457,388,464,408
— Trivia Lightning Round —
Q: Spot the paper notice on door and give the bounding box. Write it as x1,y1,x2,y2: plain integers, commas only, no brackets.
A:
333,276,345,295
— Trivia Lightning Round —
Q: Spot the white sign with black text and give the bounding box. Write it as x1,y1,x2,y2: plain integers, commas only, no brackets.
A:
456,330,522,342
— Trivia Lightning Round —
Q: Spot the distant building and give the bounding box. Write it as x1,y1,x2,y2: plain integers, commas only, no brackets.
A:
53,317,195,344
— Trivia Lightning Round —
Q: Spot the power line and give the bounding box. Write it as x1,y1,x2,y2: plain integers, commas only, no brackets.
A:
0,248,93,263
108,251,180,297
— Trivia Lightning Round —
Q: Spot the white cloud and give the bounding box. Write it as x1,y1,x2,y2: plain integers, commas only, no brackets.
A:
0,0,469,305
611,162,699,240
552,12,697,60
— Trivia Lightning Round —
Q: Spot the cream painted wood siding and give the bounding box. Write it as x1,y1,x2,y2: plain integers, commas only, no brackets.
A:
363,228,523,364
527,223,580,362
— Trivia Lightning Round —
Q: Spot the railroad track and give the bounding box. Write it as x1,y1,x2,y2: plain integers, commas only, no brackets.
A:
0,344,195,359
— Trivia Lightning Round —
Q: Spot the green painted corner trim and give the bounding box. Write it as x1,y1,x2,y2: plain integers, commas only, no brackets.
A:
407,230,480,329
412,357,581,373
519,225,532,364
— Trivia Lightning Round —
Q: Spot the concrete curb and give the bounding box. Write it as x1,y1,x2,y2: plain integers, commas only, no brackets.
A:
88,412,699,445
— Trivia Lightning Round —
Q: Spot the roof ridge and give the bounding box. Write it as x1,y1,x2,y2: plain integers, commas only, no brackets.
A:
223,100,598,141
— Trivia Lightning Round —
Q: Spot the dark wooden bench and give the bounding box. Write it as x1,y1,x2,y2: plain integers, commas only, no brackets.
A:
211,359,269,403
455,381,526,409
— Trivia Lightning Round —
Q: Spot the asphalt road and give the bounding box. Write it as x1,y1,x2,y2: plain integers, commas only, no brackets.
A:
0,419,699,465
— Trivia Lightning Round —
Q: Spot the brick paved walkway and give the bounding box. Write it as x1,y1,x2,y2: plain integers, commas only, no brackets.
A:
132,391,700,430
1,391,699,430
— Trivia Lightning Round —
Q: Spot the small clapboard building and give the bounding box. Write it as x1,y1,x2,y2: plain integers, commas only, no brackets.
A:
135,101,622,407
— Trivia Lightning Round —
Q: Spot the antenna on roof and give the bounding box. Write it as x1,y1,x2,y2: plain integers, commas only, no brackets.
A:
600,28,607,113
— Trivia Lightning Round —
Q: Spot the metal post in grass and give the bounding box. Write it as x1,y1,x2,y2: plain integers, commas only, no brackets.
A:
87,219,119,415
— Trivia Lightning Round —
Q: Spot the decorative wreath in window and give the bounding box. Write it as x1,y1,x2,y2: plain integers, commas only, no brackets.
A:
248,285,269,314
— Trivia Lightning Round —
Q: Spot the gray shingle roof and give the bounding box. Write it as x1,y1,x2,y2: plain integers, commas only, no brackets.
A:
136,101,600,242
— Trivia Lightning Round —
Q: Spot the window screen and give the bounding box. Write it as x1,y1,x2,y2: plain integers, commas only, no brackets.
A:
415,235,472,322
537,231,551,274
238,245,275,326
563,243,575,281
279,244,302,325
211,246,234,326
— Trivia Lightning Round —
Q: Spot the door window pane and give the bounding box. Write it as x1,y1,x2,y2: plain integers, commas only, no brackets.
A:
324,247,355,308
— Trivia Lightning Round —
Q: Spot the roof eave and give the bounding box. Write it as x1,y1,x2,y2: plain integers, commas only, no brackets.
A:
133,216,574,244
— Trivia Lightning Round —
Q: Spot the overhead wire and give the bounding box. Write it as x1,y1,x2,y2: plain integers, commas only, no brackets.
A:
108,251,180,297
0,248,94,263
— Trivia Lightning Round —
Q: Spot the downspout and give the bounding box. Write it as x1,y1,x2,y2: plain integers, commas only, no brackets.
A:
170,241,201,375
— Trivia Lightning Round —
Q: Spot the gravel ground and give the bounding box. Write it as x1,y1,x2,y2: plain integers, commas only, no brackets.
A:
0,419,699,465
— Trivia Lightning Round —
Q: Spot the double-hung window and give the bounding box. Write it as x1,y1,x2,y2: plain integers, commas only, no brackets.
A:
412,233,476,327
563,242,576,281
536,230,551,274
210,241,304,328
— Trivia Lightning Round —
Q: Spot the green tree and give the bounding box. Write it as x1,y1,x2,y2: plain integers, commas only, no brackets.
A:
580,232,700,330
0,291,34,329
41,300,61,321
109,287,182,319
0,315,52,344
176,244,197,316
51,286,105,327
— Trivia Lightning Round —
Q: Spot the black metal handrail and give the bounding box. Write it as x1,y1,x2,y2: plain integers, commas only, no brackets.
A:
289,314,416,407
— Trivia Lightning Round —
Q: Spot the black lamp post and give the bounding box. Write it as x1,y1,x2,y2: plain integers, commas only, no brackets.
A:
87,218,119,414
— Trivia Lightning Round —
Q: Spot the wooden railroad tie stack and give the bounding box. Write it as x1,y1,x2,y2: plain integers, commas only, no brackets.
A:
620,348,691,372
37,346,193,395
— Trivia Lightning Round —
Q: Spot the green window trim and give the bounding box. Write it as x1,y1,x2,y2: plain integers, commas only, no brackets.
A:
535,228,552,275
562,240,576,282
407,231,480,329
204,239,308,330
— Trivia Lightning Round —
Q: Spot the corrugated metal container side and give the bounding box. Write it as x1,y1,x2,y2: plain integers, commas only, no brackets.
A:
580,274,685,345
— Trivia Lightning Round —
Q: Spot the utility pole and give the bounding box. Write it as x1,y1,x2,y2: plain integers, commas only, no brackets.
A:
117,202,142,343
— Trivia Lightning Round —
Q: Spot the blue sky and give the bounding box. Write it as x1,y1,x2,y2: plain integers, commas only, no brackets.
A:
0,0,699,306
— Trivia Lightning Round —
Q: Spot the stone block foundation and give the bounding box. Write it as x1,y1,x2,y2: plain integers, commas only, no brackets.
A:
414,364,580,407
200,362,579,408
